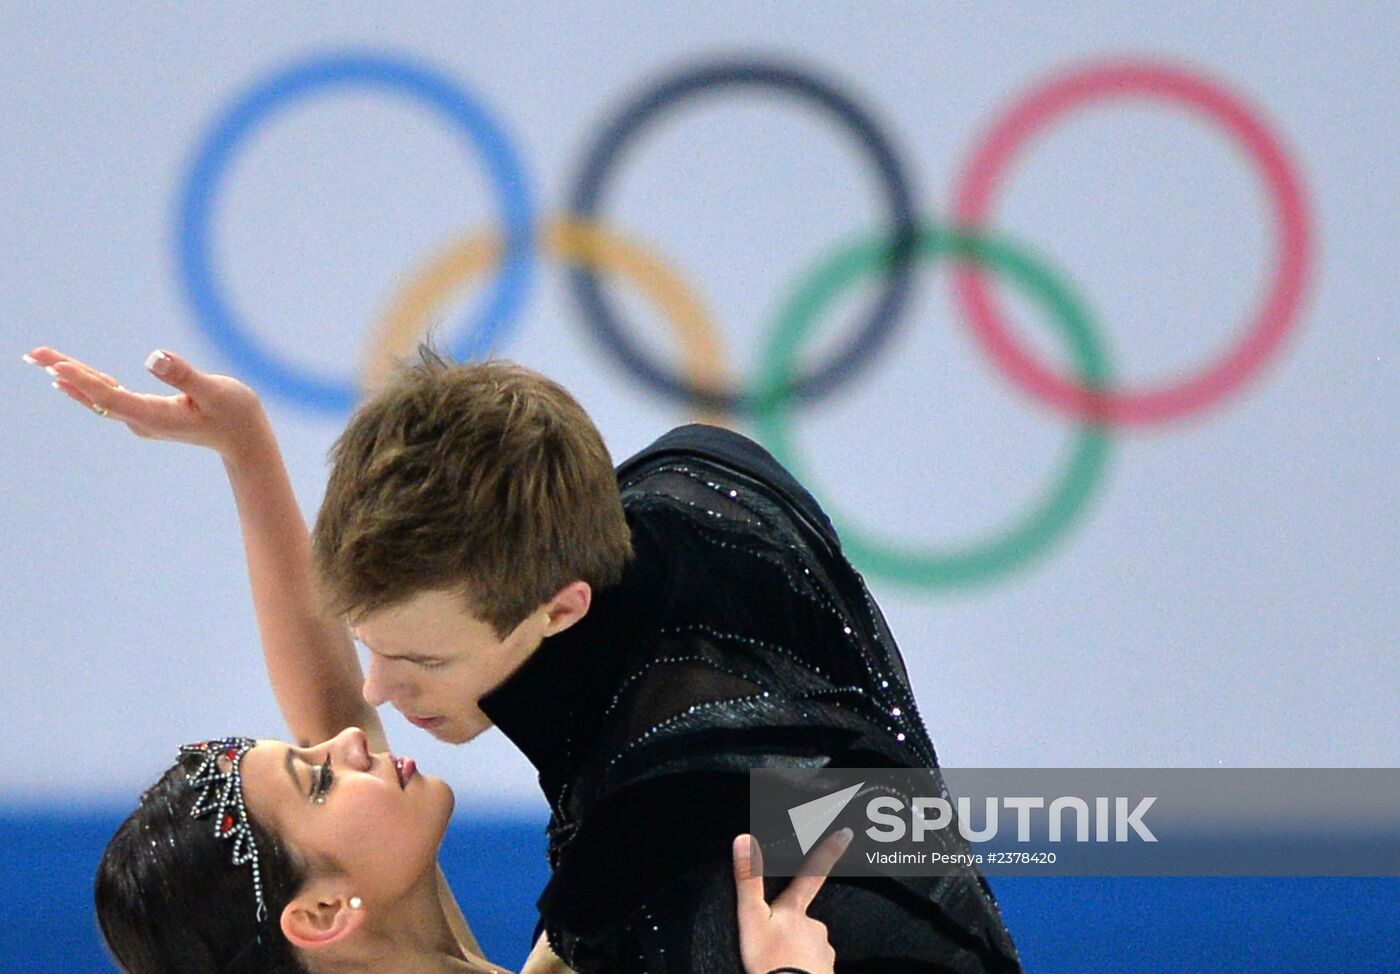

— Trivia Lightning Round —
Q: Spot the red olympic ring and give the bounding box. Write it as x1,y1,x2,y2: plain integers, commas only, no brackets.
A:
952,60,1313,426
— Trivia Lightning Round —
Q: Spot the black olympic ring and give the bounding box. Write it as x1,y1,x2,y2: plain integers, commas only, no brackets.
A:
566,57,918,413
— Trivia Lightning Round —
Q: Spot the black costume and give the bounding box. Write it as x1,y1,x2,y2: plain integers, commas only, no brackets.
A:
480,425,1020,973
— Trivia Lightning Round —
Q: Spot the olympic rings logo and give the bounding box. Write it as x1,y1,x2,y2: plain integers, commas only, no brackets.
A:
174,51,1313,590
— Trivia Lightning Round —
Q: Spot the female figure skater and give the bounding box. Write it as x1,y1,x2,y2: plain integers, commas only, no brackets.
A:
30,346,842,974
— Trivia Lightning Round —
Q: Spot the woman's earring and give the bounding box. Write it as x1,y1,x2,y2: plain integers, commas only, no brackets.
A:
348,896,363,910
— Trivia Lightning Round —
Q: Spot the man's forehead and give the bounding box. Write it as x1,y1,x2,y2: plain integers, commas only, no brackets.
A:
355,593,495,644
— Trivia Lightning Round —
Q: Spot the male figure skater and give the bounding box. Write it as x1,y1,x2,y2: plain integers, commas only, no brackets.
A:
310,350,1021,973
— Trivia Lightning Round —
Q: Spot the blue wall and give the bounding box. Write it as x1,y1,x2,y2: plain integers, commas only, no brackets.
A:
8,809,1396,972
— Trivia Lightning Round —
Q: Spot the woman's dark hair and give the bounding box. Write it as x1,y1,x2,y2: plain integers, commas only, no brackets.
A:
95,751,310,973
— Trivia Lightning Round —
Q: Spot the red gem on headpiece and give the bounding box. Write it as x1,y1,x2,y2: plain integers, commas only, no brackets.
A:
179,737,265,922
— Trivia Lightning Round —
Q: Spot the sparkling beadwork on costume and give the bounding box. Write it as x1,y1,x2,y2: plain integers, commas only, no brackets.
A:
179,737,267,922
478,427,1019,971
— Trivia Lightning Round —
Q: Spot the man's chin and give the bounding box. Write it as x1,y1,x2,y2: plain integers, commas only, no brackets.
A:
436,720,491,746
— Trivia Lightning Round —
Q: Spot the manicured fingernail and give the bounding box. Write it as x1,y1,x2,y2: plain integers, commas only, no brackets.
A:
835,827,854,847
145,350,171,375
45,366,59,377
22,353,37,365
51,380,61,390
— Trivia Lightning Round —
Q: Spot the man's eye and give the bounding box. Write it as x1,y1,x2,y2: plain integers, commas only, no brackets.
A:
312,758,334,802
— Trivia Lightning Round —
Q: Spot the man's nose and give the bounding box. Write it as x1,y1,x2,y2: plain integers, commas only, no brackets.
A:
362,654,396,708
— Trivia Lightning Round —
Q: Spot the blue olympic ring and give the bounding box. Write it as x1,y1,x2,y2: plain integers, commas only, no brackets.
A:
175,51,535,413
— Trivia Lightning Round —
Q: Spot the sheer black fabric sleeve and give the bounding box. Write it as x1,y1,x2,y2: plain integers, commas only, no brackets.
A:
625,858,1013,974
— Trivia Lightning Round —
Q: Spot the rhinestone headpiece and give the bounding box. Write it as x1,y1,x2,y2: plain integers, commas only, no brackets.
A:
179,737,267,922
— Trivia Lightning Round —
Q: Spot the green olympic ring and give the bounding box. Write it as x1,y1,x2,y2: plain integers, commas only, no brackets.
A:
752,224,1113,588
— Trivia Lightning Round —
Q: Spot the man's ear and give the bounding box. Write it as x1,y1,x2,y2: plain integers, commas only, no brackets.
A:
280,888,367,951
542,580,591,636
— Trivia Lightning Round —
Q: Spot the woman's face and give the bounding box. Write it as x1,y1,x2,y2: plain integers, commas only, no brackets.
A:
237,728,453,902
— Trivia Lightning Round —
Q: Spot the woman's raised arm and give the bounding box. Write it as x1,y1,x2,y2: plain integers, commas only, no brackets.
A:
29,346,384,751
34,346,488,961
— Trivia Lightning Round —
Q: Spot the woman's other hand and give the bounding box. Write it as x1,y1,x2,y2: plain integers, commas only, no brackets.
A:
26,347,268,462
734,829,851,974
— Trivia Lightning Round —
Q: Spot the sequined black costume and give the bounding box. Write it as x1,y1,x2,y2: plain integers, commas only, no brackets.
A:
480,425,1020,973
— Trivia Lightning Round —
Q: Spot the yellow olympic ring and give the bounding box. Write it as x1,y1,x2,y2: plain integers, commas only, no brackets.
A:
361,219,734,427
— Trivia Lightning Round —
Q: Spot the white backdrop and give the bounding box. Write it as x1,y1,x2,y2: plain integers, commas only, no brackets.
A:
3,2,1396,815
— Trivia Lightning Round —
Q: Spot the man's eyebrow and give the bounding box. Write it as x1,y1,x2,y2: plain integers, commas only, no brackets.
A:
358,641,444,665
383,651,447,664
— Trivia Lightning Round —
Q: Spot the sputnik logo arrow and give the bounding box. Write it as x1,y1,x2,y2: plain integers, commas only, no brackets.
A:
787,781,864,854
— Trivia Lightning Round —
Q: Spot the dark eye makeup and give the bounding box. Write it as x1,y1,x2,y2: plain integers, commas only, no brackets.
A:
311,757,334,802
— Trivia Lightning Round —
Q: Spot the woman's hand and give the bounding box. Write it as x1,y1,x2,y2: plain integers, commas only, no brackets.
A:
26,346,268,462
734,829,851,974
